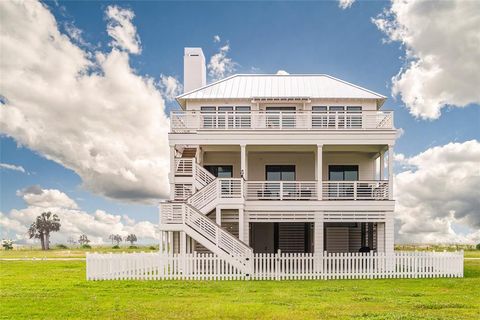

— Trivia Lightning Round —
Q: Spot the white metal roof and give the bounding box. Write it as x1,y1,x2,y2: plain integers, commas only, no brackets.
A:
176,74,387,108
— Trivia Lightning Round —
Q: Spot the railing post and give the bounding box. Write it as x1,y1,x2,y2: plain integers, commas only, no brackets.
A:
353,181,357,200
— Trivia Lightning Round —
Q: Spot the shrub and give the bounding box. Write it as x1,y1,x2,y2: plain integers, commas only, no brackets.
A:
56,244,68,249
1,239,14,250
81,244,91,249
149,246,157,250
112,245,120,249
129,245,138,249
476,243,480,250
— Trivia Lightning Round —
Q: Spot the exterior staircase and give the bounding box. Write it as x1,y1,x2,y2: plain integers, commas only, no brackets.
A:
161,157,252,273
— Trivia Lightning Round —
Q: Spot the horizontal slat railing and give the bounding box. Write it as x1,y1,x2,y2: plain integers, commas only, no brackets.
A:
322,181,389,200
195,163,215,187
245,181,317,200
218,178,243,199
175,158,194,176
87,251,464,281
171,110,394,132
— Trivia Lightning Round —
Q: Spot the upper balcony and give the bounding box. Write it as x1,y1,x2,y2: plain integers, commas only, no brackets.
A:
170,110,394,133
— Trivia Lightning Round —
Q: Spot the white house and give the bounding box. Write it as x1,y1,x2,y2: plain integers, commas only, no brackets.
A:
87,48,463,281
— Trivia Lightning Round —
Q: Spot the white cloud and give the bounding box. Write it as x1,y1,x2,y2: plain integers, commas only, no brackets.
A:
0,187,157,244
64,22,88,47
159,74,182,101
105,5,141,54
208,43,237,81
0,1,170,203
373,0,480,119
338,0,355,10
0,163,26,173
394,140,480,244
17,186,79,209
276,70,289,75
213,35,221,43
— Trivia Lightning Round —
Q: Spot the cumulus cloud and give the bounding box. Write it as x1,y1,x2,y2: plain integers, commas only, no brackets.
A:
276,70,289,75
208,43,237,81
0,163,26,173
17,186,79,209
373,0,480,119
0,1,170,203
394,140,480,244
213,35,221,43
105,5,141,54
159,74,182,101
338,0,355,10
0,187,157,244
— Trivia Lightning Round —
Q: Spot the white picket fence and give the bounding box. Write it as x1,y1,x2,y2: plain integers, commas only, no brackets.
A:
86,251,463,281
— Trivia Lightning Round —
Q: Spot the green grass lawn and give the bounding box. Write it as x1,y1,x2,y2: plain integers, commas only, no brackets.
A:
1,259,479,320
0,246,158,259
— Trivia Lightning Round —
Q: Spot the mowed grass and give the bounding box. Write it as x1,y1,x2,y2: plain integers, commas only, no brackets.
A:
0,246,158,259
0,259,479,320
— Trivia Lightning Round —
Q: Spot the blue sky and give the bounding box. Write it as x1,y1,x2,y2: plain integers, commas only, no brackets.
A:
1,0,479,244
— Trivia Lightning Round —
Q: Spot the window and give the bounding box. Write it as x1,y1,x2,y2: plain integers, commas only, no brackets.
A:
312,106,328,128
266,107,296,128
266,165,296,181
235,106,251,128
328,165,359,181
204,165,233,178
201,106,216,128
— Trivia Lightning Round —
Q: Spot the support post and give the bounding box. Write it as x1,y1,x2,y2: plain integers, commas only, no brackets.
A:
169,145,175,200
316,144,323,200
240,144,247,180
216,207,221,226
379,151,385,180
388,145,394,200
168,231,174,256
239,207,245,242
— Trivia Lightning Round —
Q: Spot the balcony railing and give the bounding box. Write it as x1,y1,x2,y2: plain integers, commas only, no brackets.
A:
171,110,394,132
322,181,389,200
245,181,318,200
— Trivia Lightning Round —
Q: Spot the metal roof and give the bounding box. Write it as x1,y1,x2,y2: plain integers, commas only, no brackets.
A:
176,74,387,108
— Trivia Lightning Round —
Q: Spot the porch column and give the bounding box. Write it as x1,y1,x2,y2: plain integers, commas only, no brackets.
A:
385,212,394,254
159,230,164,254
180,232,186,255
240,144,247,180
169,145,176,200
168,231,174,255
388,144,394,200
314,214,324,254
316,144,323,200
239,207,245,242
376,223,385,253
379,151,385,180
216,207,221,226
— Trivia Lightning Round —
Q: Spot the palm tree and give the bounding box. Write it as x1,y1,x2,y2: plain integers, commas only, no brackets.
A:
28,212,61,250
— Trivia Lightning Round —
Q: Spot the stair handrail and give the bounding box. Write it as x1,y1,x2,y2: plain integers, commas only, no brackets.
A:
195,163,215,186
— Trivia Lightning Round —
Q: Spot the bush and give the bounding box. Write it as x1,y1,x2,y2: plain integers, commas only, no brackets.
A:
476,243,480,250
149,246,157,250
81,244,91,249
129,245,138,249
56,244,68,249
112,245,120,249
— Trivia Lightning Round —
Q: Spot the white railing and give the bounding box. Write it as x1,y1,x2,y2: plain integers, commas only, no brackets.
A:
245,181,317,200
87,251,463,281
187,179,217,211
173,184,194,200
322,181,389,200
195,163,215,187
175,158,194,176
218,178,243,199
171,110,394,132
160,202,253,262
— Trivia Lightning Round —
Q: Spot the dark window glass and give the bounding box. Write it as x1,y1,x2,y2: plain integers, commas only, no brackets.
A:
204,165,233,178
266,165,296,181
329,106,345,111
328,165,359,181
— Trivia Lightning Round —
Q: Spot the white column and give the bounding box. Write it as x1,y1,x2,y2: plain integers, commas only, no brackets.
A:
385,212,394,254
180,232,186,255
168,231,174,255
239,207,245,242
169,145,176,200
159,231,164,254
377,223,385,253
388,145,394,200
379,151,385,180
216,207,221,226
240,144,247,179
314,214,324,254
316,144,323,200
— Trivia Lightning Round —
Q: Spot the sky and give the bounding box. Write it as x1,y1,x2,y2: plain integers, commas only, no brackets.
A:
0,0,479,245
